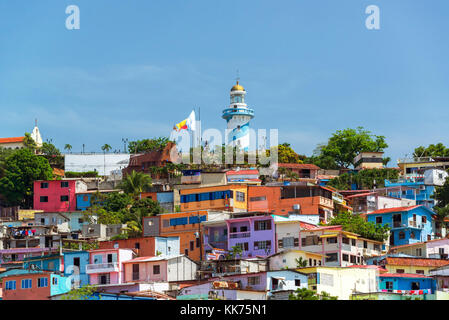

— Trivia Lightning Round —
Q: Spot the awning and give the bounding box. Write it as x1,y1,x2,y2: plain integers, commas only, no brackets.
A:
319,233,339,238
272,276,285,280
344,235,358,240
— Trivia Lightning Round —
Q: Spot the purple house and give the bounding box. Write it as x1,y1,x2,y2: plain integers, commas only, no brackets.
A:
226,213,275,258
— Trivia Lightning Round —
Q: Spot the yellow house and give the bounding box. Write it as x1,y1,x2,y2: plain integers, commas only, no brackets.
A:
268,249,326,270
297,266,379,300
380,257,449,275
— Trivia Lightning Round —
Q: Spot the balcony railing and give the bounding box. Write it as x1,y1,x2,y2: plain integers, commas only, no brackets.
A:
86,262,119,274
229,232,251,239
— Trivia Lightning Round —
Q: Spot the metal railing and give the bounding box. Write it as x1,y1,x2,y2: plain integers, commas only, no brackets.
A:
229,232,251,239
86,262,119,272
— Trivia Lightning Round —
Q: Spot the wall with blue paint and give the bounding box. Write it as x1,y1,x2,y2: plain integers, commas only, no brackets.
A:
379,276,436,292
23,255,62,273
155,236,180,256
76,194,92,211
63,251,90,287
50,274,72,296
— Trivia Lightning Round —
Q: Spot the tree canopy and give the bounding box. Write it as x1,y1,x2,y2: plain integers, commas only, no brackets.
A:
277,143,306,164
414,143,449,158
327,168,399,190
118,171,153,199
307,127,388,169
0,148,53,207
289,288,337,300
128,137,170,154
327,211,390,242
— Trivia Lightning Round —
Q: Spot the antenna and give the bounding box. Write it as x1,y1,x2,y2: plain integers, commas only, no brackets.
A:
236,69,240,84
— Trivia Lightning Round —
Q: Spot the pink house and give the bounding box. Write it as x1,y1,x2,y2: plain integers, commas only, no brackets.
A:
123,255,198,283
87,248,136,285
33,180,87,212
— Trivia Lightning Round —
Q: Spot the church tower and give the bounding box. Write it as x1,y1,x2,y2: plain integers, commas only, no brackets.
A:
222,80,255,151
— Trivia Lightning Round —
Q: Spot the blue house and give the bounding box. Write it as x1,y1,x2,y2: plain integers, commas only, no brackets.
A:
63,251,90,288
379,273,436,294
384,176,436,209
23,254,63,273
366,205,435,247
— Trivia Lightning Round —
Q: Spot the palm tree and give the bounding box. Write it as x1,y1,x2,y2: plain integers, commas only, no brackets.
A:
101,144,112,176
119,170,153,199
64,144,72,153
295,257,308,268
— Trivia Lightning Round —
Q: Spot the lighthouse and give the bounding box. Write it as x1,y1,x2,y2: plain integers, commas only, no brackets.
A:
222,81,255,151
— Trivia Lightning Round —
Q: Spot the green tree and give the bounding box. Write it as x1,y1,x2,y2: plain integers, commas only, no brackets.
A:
128,137,170,154
61,285,99,300
327,211,390,242
118,171,153,199
39,142,64,169
433,177,449,208
102,192,132,212
295,257,308,268
277,143,306,164
327,168,399,190
413,143,449,158
289,288,337,300
0,148,53,207
308,127,388,169
64,144,73,153
23,132,37,151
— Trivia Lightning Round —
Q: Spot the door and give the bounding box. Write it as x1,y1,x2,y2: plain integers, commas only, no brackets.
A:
132,264,139,281
107,254,113,263
393,214,402,228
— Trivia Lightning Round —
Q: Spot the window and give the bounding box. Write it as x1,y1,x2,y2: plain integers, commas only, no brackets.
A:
190,241,194,251
254,220,272,231
231,227,237,233
325,253,338,262
162,219,169,228
153,265,160,275
40,196,49,203
250,196,266,202
240,226,248,232
132,264,140,280
282,237,294,248
376,216,383,224
78,218,84,224
399,232,405,240
278,239,283,248
99,274,110,285
422,216,427,224
302,235,320,247
416,270,425,274
342,254,349,262
439,248,445,255
415,248,422,256
236,191,245,202
363,241,368,249
60,195,69,202
21,279,32,289
396,269,405,274
350,255,357,264
254,240,271,250
135,243,140,250
411,282,420,290
73,257,80,268
41,182,49,189
327,237,337,244
61,181,69,188
385,281,393,290
295,279,301,286
52,277,58,285
185,249,188,256
38,277,48,288
83,195,89,201
342,237,350,245
351,239,356,246
196,237,200,248
248,276,260,285
5,280,16,291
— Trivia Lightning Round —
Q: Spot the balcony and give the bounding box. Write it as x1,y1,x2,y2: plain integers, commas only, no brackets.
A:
229,232,251,239
222,107,255,120
86,262,119,274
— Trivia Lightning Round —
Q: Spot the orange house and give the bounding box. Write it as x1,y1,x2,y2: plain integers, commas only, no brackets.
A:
143,211,208,261
247,185,334,222
179,184,248,212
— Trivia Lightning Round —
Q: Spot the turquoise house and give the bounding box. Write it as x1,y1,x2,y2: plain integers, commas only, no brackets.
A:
23,254,63,273
366,205,435,247
379,273,436,294
63,251,90,288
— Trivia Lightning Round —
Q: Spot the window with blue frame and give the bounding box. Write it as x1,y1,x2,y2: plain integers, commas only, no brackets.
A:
5,280,16,290
38,277,48,288
181,190,233,203
21,279,32,289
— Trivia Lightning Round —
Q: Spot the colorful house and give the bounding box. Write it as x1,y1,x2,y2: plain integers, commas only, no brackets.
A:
23,254,63,273
267,249,325,270
99,236,180,257
366,205,435,247
226,169,261,185
63,251,90,288
179,185,248,212
0,269,71,300
33,179,88,212
389,237,449,259
378,273,436,295
143,211,208,261
247,185,334,223
377,256,449,275
87,248,135,285
299,226,384,266
226,213,275,258
0,248,58,269
122,255,198,283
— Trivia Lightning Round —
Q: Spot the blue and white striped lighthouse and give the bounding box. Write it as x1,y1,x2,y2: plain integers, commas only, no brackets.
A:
222,81,255,151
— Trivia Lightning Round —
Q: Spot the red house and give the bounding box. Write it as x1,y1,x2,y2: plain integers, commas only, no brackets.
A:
33,180,87,212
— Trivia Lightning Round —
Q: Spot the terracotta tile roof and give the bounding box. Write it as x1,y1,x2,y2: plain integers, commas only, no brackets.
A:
226,169,259,175
277,163,320,170
299,221,319,230
390,237,449,250
379,273,432,279
366,205,422,215
385,257,449,267
0,137,24,144
346,192,376,199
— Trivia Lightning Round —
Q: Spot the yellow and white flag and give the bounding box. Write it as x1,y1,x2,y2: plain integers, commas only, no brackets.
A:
174,110,196,132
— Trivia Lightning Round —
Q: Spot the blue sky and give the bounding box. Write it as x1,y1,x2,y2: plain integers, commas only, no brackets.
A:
0,0,448,163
